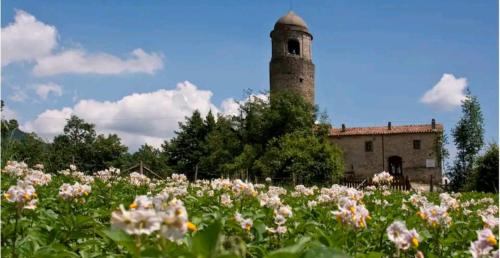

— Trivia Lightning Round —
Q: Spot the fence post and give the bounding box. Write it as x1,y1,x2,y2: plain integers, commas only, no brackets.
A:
430,175,434,192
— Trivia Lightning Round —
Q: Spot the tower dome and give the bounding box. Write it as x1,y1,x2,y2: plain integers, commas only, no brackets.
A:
274,11,309,33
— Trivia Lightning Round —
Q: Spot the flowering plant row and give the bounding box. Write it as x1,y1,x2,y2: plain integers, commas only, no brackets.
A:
1,161,498,257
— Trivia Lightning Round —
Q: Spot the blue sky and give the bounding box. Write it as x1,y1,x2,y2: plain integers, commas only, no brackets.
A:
1,1,498,156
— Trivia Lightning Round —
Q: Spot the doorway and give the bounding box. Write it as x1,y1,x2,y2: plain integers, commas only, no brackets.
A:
388,156,403,176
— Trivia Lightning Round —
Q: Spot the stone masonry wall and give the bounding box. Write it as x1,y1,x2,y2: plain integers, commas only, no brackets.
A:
330,132,442,183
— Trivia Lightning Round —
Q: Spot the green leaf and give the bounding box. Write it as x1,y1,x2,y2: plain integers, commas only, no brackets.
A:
265,237,311,258
303,246,351,258
101,228,137,255
192,221,222,258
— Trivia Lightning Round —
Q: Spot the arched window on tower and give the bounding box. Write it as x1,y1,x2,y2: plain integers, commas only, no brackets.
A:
287,39,300,55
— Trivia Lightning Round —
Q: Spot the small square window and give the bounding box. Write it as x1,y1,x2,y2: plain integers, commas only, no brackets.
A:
413,140,421,150
365,141,373,152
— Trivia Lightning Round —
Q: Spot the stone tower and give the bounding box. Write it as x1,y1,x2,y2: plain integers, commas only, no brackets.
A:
270,11,315,104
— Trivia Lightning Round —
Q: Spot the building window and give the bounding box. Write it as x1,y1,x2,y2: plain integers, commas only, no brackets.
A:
287,39,300,55
299,78,304,83
365,141,373,152
413,140,421,150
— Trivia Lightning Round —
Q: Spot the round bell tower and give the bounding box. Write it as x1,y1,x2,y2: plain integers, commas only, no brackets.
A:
270,11,315,104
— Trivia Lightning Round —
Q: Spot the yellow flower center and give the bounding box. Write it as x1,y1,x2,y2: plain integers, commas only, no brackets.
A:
129,202,138,209
4,193,11,200
412,237,419,247
23,193,31,201
487,235,497,246
187,221,197,232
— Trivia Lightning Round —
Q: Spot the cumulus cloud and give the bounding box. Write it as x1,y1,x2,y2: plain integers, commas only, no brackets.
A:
2,10,164,75
420,73,467,111
22,81,231,151
33,48,164,76
1,10,57,66
35,82,63,100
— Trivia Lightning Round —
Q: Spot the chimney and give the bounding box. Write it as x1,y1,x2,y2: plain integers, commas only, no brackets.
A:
431,118,436,130
388,121,392,130
341,124,346,132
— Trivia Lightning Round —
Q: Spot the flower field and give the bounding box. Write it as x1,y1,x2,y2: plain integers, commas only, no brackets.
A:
1,161,498,258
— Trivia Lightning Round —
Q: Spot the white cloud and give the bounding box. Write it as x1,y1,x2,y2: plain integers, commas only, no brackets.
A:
420,73,467,111
22,81,233,151
35,82,63,100
33,48,164,76
2,10,164,75
1,10,57,66
9,86,28,102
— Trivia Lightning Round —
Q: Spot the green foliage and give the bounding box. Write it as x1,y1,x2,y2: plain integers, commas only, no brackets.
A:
256,131,343,185
466,143,499,193
449,91,485,191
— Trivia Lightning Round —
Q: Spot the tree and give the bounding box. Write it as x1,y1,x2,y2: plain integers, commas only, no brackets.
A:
466,143,499,193
48,116,129,173
255,131,343,185
92,134,128,170
1,101,47,167
199,115,241,178
449,91,484,191
129,144,171,177
165,110,210,179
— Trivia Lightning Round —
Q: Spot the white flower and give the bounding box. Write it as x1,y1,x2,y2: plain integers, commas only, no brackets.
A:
3,161,29,177
234,212,253,231
372,171,393,186
386,221,421,251
196,190,204,197
470,228,497,258
3,181,38,209
158,199,189,242
111,205,161,235
275,205,293,218
482,214,499,229
130,195,153,210
307,200,317,208
267,226,287,234
129,172,151,186
58,182,91,201
274,214,286,225
221,194,233,207
417,204,451,228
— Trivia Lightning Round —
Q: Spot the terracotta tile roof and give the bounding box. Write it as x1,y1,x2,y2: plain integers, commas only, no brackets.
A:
329,123,443,137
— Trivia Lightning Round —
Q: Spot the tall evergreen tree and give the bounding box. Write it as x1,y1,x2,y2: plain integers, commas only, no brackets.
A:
449,91,484,191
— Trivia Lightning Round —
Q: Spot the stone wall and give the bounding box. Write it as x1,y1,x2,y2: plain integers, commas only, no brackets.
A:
270,27,315,104
329,132,442,183
270,57,314,104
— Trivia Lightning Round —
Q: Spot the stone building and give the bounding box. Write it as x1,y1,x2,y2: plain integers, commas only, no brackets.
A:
270,11,315,104
269,11,444,182
329,121,444,183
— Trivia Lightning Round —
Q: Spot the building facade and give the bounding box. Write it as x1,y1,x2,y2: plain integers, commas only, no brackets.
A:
329,121,444,183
